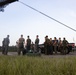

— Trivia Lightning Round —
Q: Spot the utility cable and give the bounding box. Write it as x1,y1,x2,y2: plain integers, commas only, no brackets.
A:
19,1,76,32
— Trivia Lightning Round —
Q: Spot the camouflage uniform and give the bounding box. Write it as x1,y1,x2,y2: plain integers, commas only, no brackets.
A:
58,38,62,53
34,35,39,52
26,38,31,52
44,36,50,55
53,37,58,54
62,38,68,54
18,35,25,55
2,35,10,55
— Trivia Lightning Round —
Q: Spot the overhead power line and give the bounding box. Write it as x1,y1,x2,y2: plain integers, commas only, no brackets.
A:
19,1,76,32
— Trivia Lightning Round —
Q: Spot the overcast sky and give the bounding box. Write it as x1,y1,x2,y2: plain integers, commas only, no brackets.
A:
0,0,76,46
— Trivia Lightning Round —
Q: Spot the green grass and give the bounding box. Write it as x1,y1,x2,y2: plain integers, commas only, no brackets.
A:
0,56,76,75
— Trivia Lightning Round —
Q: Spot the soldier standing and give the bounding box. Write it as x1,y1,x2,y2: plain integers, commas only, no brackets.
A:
53,37,58,54
44,36,50,55
34,35,39,52
18,35,25,55
62,37,68,54
26,36,31,52
2,35,10,55
58,37,62,53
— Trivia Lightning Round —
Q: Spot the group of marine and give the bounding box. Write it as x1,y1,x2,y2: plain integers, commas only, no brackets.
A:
44,36,68,55
16,35,69,55
2,35,69,55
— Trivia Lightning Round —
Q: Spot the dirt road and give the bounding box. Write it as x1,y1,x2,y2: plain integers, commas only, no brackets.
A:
0,51,76,58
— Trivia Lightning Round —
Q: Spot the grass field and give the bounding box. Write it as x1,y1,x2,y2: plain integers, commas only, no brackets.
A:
0,56,76,75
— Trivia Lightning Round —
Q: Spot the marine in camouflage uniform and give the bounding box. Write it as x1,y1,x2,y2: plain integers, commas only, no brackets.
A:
62,37,68,54
53,37,58,54
2,35,10,55
18,35,25,55
58,37,62,53
26,36,31,52
34,35,39,52
44,36,50,55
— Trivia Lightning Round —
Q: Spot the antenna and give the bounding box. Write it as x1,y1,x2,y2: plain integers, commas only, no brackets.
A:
19,1,76,32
